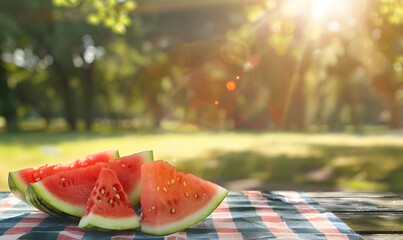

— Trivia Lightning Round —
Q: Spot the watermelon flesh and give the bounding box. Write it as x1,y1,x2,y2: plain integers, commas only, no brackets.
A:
8,149,120,202
79,168,140,230
140,160,228,235
26,150,153,219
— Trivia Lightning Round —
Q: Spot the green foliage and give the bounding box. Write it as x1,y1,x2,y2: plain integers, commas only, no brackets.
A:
53,0,137,34
379,0,403,25
0,0,402,131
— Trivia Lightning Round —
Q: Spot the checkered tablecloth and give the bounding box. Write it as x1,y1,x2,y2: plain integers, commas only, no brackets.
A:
0,191,364,239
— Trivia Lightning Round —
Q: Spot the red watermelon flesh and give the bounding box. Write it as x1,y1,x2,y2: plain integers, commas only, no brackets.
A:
8,149,119,202
79,168,140,230
140,160,228,235
26,150,153,218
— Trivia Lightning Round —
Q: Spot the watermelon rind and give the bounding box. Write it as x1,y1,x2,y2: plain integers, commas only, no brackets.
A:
25,150,153,220
127,150,154,205
141,186,228,236
8,149,120,203
79,214,140,231
26,182,84,219
78,168,141,230
8,172,27,203
86,149,120,161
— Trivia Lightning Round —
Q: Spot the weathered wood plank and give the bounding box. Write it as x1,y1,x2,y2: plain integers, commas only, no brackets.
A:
314,197,403,212
361,234,403,240
335,212,403,232
307,192,399,198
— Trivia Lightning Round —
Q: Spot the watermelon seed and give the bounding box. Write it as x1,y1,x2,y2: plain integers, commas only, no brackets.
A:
167,181,170,186
152,206,155,210
116,193,120,199
98,199,102,203
148,208,151,212
101,189,105,195
194,194,198,199
171,179,175,184
171,208,176,214
163,187,168,192
61,178,65,182
157,186,160,191
203,193,207,196
109,199,113,204
35,178,40,182
113,187,117,192
185,192,189,198
183,181,187,187
122,164,126,167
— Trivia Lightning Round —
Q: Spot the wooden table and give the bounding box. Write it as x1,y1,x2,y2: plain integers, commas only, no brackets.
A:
1,191,401,239
308,192,403,240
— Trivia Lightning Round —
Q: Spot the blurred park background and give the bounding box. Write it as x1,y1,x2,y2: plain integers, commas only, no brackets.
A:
0,0,403,192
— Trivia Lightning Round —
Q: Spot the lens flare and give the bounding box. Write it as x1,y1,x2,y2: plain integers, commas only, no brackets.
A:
226,81,237,91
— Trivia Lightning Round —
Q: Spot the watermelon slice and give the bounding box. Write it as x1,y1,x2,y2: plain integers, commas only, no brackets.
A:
140,160,228,235
26,150,153,220
78,168,141,230
8,149,120,202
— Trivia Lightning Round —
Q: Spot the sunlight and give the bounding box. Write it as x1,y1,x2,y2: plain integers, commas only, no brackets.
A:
313,0,336,20
313,0,356,22
283,0,353,25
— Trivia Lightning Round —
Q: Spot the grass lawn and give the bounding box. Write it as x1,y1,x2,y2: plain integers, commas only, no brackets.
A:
1,131,403,192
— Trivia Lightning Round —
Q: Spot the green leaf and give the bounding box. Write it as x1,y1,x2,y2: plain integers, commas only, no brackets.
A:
87,14,101,25
58,0,81,7
124,1,137,11
118,15,131,26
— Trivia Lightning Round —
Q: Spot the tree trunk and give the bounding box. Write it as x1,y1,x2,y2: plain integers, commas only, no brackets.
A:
0,60,18,131
53,61,77,130
372,72,400,129
294,76,307,131
82,64,94,131
389,93,400,129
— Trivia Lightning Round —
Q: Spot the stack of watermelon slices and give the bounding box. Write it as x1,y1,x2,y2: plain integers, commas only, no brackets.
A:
8,149,228,235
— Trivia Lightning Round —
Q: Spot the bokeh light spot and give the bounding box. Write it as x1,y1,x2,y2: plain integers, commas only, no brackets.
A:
214,100,219,106
226,81,237,91
328,21,340,32
372,28,382,40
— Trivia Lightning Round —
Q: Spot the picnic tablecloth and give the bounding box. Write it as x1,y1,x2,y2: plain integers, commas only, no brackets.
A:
0,191,364,240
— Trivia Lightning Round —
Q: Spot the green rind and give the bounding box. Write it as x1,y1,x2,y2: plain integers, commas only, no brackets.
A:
113,150,120,158
26,183,80,221
86,149,120,160
79,213,141,230
128,150,154,206
12,149,120,204
26,150,153,219
141,186,229,236
26,182,83,220
8,172,27,203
